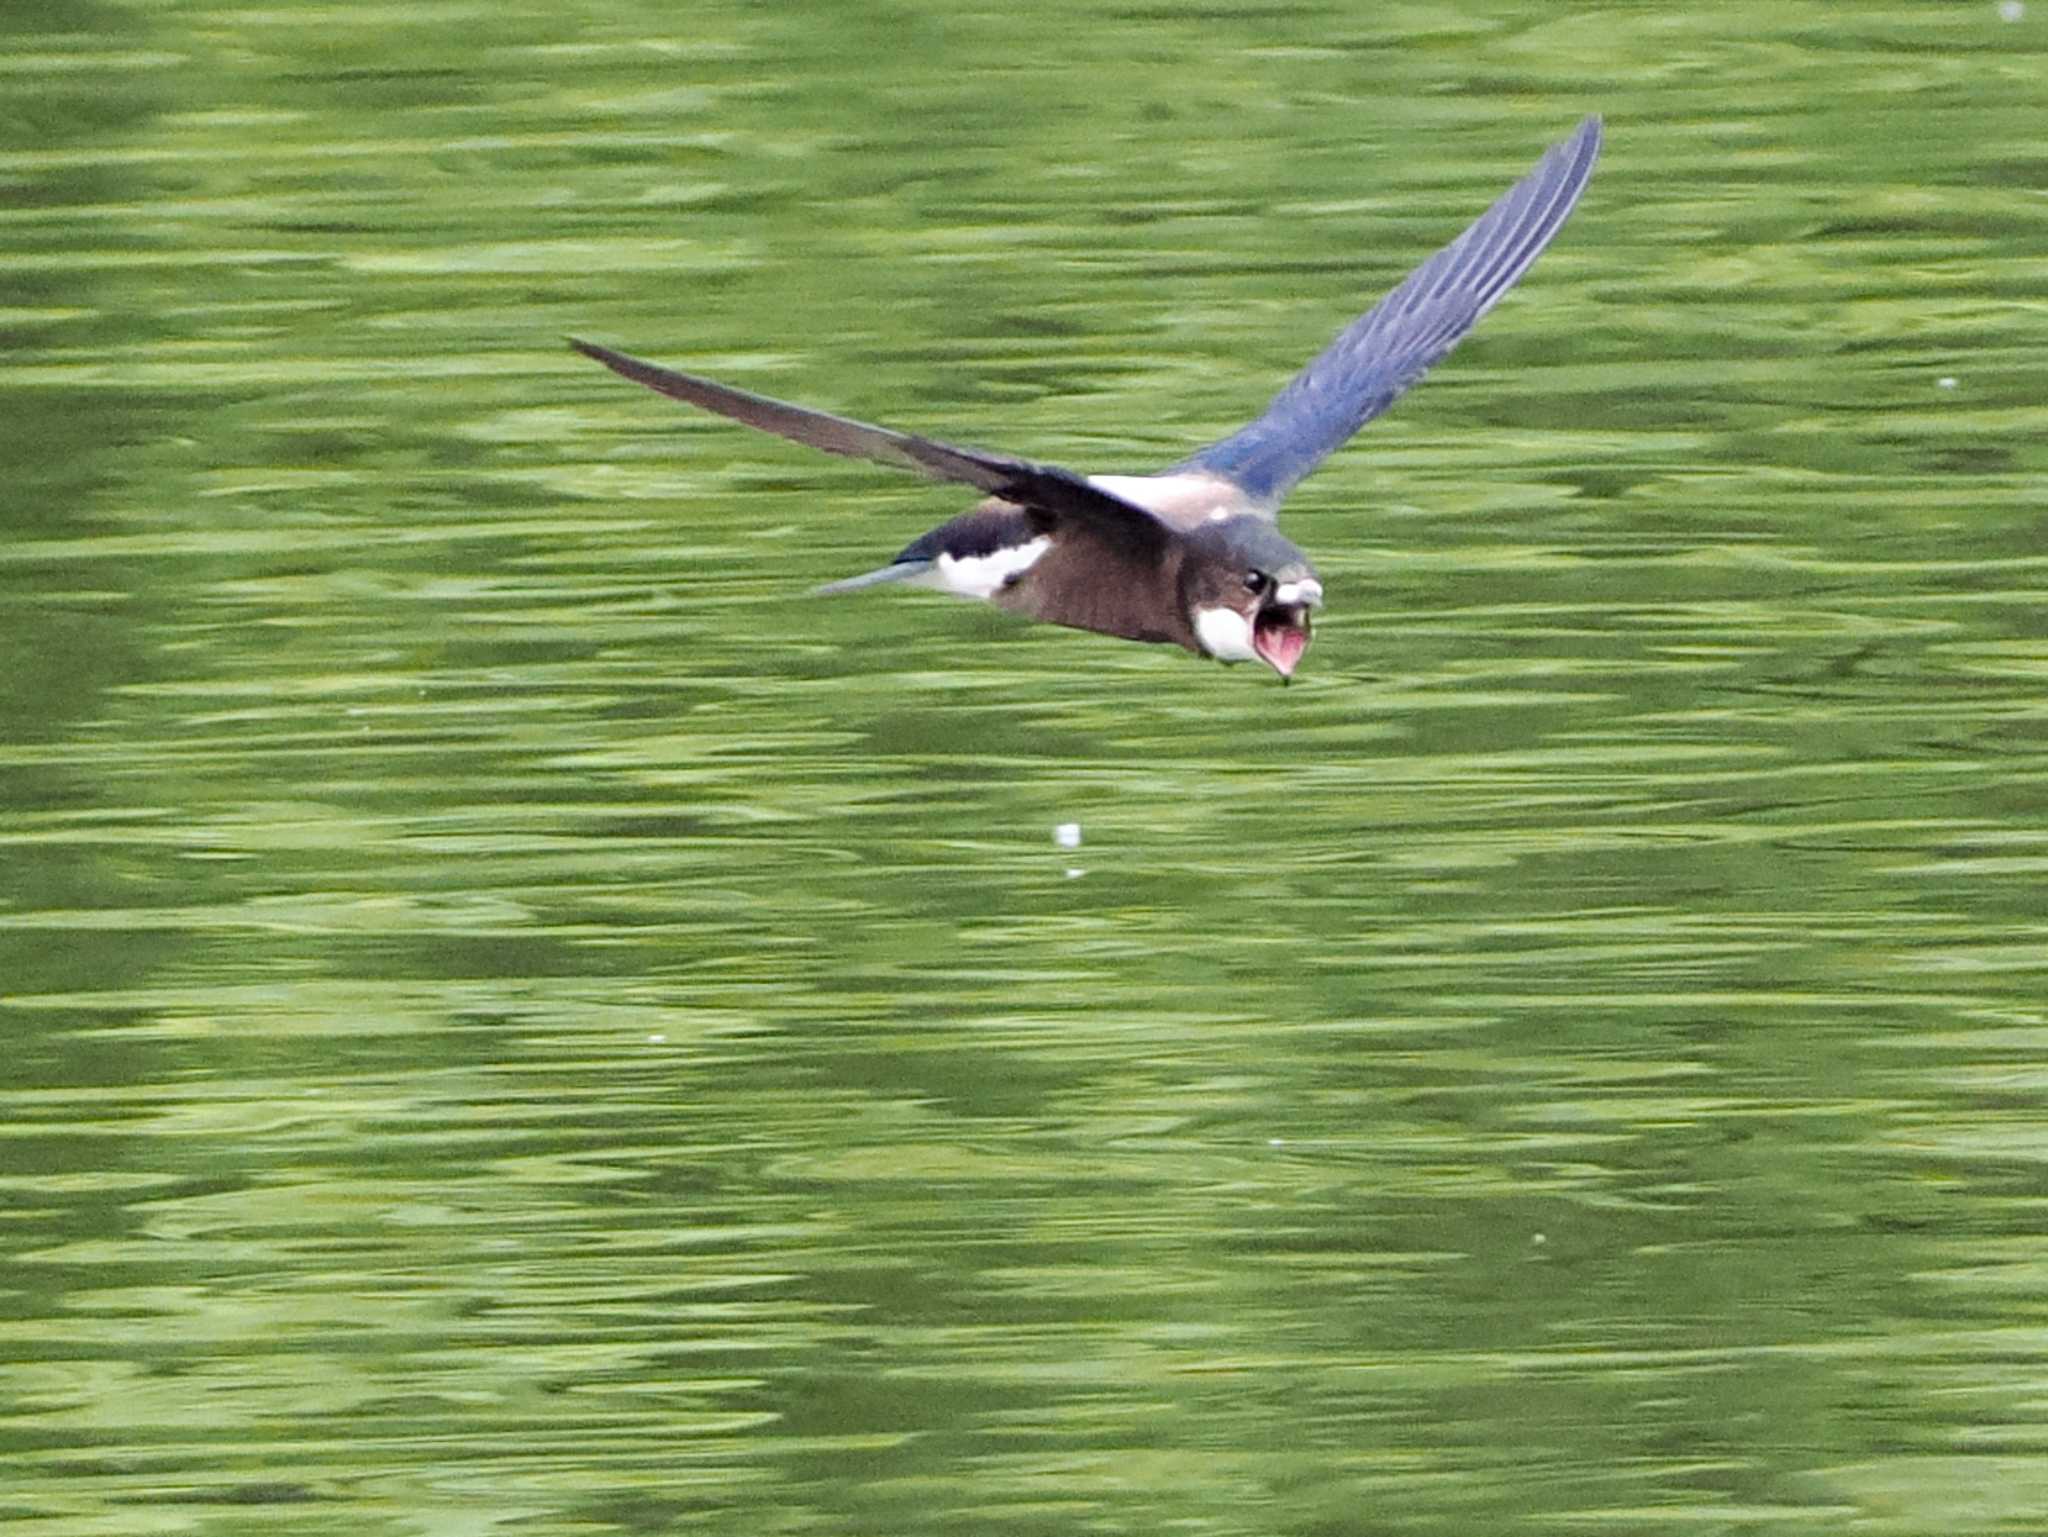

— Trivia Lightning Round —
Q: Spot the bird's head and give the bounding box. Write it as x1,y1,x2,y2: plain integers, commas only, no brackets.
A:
1180,516,1322,680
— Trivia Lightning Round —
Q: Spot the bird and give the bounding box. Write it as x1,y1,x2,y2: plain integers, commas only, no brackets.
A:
571,115,1601,681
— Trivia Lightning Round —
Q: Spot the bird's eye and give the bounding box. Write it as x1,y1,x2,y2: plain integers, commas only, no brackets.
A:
1244,571,1270,595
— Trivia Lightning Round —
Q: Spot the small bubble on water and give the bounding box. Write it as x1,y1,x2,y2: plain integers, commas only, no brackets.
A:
1998,1,2024,22
1053,821,1082,848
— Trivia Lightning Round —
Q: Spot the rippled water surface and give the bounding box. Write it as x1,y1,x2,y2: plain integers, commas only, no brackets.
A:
7,3,2048,1533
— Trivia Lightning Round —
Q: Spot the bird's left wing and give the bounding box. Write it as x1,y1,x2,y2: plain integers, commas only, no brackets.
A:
1168,114,1602,511
569,338,1171,558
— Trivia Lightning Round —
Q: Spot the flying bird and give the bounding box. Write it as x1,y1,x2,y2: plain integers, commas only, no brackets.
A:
572,115,1601,680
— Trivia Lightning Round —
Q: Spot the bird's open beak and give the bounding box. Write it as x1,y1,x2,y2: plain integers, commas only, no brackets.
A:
1253,577,1322,679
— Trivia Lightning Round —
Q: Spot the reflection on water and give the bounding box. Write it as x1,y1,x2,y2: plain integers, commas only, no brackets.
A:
6,1,2048,1533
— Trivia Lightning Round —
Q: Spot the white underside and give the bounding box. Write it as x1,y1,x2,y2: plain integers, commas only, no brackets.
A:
1193,605,1258,663
911,535,1052,600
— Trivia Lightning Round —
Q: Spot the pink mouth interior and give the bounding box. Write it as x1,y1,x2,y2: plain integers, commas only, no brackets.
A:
1253,607,1311,677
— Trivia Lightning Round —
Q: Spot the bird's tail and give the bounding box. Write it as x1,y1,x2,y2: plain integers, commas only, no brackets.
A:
813,560,934,596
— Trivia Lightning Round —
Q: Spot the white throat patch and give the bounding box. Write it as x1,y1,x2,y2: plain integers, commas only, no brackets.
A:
1193,605,1258,663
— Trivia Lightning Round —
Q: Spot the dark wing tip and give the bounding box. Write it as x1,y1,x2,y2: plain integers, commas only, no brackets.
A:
566,334,665,393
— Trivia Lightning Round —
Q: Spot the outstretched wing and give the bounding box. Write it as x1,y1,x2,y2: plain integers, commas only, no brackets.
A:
569,338,1171,558
1170,114,1603,511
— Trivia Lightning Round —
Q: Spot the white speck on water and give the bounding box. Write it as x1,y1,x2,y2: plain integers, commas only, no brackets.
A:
1532,1232,1547,1246
1054,822,1082,848
1999,1,2024,22
1269,1138,1285,1147
1064,866,1084,879
1937,376,1959,390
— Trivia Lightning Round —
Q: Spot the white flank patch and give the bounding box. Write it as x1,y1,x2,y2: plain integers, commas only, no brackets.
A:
917,536,1051,600
1193,605,1258,663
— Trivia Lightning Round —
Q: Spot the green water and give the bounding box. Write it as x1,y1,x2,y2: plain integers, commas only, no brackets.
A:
6,2,2048,1533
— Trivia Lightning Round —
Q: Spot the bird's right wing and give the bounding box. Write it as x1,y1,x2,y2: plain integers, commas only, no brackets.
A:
570,338,1172,559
